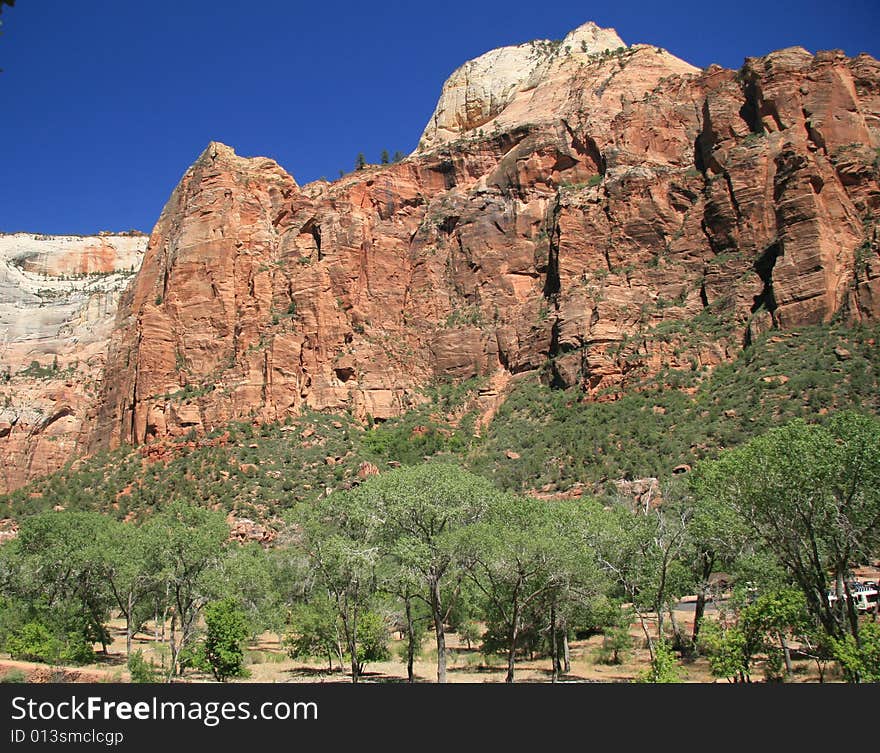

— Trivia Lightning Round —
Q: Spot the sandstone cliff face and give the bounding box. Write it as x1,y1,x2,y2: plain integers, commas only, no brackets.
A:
5,21,880,485
418,22,630,150
0,233,147,491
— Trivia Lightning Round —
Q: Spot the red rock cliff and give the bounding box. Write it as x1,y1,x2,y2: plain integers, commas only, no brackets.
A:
11,23,880,472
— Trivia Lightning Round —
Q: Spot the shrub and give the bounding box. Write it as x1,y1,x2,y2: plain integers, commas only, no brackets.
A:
203,598,251,682
831,621,880,683
594,626,633,664
355,611,390,672
127,650,158,683
6,624,49,663
637,639,682,683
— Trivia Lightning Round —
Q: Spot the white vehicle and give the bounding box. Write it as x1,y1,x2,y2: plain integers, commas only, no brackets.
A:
827,582,879,613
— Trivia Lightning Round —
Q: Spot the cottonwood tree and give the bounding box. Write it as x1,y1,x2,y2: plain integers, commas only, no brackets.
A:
202,597,250,682
379,564,428,683
99,520,164,657
9,512,115,655
465,495,601,682
285,595,344,672
289,489,384,683
681,487,750,646
584,497,690,660
146,502,229,680
690,412,880,653
213,543,275,639
349,463,498,683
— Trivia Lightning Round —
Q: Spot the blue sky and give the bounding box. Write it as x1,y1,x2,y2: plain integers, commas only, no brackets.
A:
1,1,878,235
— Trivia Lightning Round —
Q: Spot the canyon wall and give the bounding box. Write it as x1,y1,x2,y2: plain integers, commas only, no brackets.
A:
0,233,147,491
2,21,878,490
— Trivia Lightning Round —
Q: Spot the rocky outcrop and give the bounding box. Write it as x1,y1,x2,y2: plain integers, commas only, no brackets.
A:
418,22,630,150
0,233,147,492
3,21,879,488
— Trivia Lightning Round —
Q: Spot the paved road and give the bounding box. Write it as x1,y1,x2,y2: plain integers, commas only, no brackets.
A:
674,599,721,614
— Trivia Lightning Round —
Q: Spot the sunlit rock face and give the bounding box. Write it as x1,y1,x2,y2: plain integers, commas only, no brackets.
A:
0,232,147,491
3,21,880,491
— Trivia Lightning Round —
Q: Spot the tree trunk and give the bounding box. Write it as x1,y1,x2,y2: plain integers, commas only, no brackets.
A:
632,602,655,662
405,596,416,684
691,553,714,646
430,577,447,683
349,638,360,684
125,593,134,657
550,600,558,684
779,633,793,677
505,599,521,684
562,622,571,674
167,612,178,682
692,592,707,646
342,603,360,684
842,580,861,646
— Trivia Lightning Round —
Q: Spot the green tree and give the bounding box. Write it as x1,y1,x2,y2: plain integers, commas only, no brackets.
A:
203,598,250,682
100,520,162,657
146,502,229,679
596,624,633,665
5,512,116,656
392,151,406,163
379,565,428,682
585,497,691,660
350,463,498,683
741,588,811,679
355,153,366,170
690,413,880,651
353,610,390,672
698,619,754,682
380,150,389,164
682,484,749,647
831,621,880,683
699,588,813,682
465,495,600,682
289,488,383,683
127,650,159,683
637,638,682,683
285,596,344,672
214,543,275,638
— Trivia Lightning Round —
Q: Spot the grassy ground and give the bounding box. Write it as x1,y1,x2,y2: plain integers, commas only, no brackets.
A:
0,609,844,684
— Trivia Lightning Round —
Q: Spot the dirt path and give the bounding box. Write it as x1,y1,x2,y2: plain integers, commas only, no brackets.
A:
0,658,128,683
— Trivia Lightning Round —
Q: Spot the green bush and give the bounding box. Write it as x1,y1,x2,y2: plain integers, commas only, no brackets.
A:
594,626,633,665
636,639,682,683
355,611,390,671
203,598,251,682
4,621,93,665
831,621,880,683
127,650,158,683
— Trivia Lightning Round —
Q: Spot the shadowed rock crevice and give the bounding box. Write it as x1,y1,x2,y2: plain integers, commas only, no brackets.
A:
752,242,781,317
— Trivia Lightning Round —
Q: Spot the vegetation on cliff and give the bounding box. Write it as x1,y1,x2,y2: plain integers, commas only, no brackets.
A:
1,320,878,682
